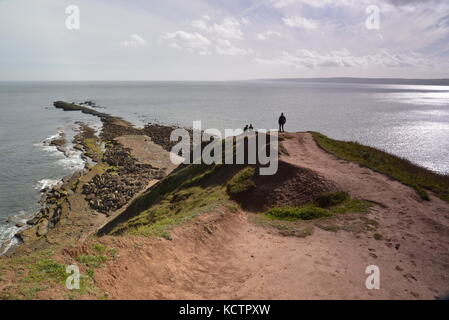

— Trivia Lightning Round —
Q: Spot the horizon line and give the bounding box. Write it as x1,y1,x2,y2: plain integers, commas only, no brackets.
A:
1,77,449,82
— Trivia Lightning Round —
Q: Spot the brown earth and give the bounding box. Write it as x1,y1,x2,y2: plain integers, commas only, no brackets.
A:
115,135,181,174
73,132,449,300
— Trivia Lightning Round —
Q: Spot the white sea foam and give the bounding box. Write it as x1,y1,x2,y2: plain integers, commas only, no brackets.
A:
0,213,28,256
35,128,86,171
33,131,65,157
35,178,61,191
57,149,85,171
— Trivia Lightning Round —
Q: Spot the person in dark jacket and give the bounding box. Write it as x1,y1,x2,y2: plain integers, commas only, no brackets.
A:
243,125,249,132
278,113,286,132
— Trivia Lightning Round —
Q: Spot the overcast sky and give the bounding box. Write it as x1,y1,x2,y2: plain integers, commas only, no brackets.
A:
1,0,448,80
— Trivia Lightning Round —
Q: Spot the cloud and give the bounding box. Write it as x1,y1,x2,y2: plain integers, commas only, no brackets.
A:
192,16,246,40
1,0,448,80
384,0,448,6
255,48,433,68
162,31,212,55
283,16,319,29
163,16,252,57
215,39,251,56
120,34,147,48
256,30,284,40
271,0,355,9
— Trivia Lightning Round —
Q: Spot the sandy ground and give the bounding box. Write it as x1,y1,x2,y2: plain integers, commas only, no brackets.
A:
89,132,449,300
115,135,181,174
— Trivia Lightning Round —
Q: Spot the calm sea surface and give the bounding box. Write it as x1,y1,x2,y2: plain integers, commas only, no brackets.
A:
1,80,448,249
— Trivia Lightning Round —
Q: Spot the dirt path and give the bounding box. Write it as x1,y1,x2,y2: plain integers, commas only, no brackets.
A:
92,132,449,300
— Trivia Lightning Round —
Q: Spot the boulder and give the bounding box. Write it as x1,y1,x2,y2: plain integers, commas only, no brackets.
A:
27,216,41,226
15,221,26,228
36,220,49,237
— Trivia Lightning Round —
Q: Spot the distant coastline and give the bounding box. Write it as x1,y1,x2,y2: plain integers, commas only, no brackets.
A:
254,77,449,86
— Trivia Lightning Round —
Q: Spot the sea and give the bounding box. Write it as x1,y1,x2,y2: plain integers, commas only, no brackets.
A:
1,79,448,252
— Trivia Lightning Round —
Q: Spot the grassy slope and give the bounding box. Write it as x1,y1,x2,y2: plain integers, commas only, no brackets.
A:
0,243,116,300
311,132,449,203
100,163,241,237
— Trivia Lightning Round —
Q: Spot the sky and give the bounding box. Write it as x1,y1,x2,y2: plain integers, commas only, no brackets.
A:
1,0,449,81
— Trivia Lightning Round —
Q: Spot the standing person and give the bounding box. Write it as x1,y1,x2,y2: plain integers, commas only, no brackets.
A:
244,125,249,132
249,124,254,131
278,113,286,132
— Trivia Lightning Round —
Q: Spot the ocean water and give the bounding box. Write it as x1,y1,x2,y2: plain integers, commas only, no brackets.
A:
1,80,448,250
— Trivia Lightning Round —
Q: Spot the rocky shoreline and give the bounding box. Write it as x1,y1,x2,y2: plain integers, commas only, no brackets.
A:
4,101,181,255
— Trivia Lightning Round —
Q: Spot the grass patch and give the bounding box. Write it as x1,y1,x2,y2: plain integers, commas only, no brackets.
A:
0,252,96,300
311,132,449,202
160,231,173,240
102,162,237,237
103,163,230,236
374,233,384,240
330,198,373,214
267,205,331,221
26,259,67,283
315,191,349,208
266,192,374,223
76,243,117,269
76,255,107,268
83,137,103,160
227,167,256,196
126,185,226,237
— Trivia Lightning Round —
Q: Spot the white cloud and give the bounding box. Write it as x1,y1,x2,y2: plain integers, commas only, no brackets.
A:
162,31,212,55
166,16,252,57
120,34,147,48
256,30,284,40
283,16,319,29
271,0,298,8
192,19,209,30
215,39,251,56
256,48,433,68
192,16,246,40
271,0,354,9
1,0,448,80
213,18,245,40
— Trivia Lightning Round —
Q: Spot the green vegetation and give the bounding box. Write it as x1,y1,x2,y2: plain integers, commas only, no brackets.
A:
83,137,103,159
374,233,384,240
76,243,117,268
267,205,331,221
0,249,98,300
104,163,235,237
311,132,449,202
226,167,256,195
161,231,173,240
251,214,316,238
125,185,225,237
266,192,374,222
315,191,349,208
76,255,107,269
105,165,120,175
26,258,67,283
329,198,373,215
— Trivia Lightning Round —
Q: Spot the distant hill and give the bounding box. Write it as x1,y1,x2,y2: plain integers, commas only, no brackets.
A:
254,77,449,86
